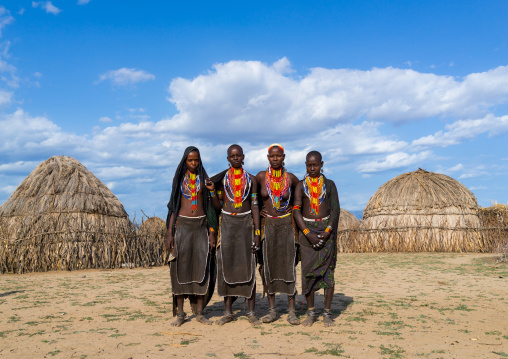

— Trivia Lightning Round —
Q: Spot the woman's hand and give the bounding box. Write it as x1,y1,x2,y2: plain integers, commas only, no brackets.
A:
305,231,325,250
165,231,174,252
208,230,216,250
205,178,215,191
252,235,261,252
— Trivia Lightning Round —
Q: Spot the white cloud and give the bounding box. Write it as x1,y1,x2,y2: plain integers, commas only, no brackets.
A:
0,6,14,37
412,114,508,148
1,185,17,194
99,116,112,123
357,151,433,173
77,0,91,4
0,89,12,106
32,1,62,15
0,109,83,156
165,59,508,141
97,68,155,87
447,163,464,172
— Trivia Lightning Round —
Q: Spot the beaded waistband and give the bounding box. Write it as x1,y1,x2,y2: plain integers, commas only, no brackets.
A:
178,214,206,219
303,215,330,222
221,209,252,216
265,212,292,219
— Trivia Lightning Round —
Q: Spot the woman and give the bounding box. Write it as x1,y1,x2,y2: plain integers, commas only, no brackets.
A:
255,144,300,325
165,146,218,327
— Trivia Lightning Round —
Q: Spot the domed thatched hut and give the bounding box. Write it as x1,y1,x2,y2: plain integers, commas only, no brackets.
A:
336,209,362,252
361,168,483,252
135,216,168,266
0,156,135,273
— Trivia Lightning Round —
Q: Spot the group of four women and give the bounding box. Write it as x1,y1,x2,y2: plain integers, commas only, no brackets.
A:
165,144,340,327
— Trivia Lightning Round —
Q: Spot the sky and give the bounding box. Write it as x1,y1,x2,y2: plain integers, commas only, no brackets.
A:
0,1,507,221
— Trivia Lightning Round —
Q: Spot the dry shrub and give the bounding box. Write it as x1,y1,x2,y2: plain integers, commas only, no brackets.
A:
479,203,508,261
134,215,169,267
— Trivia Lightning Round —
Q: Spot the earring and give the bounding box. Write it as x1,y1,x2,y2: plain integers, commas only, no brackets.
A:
242,161,244,165
228,163,231,168
321,168,324,173
283,161,285,166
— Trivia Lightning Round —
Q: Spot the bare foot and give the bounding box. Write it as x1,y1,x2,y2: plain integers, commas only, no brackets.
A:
170,313,186,327
323,310,335,327
302,312,317,327
196,314,213,325
261,308,277,323
246,312,261,327
215,313,234,326
287,310,300,326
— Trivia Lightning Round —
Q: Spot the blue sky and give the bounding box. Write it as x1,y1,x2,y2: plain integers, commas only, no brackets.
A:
1,1,507,220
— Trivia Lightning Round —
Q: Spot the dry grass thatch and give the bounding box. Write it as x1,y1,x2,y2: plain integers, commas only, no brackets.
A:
336,209,361,253
0,156,139,273
135,216,169,266
336,168,501,253
478,203,508,261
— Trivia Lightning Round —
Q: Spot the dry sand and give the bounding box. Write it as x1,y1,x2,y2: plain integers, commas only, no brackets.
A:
0,253,506,358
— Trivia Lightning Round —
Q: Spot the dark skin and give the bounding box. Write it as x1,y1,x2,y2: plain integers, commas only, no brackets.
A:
293,154,335,326
208,145,261,323
255,146,299,314
165,150,216,326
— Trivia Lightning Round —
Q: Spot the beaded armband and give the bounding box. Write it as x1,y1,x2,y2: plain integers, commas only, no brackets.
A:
325,226,332,233
293,205,301,211
209,227,215,233
303,228,310,235
254,229,260,236
210,190,216,197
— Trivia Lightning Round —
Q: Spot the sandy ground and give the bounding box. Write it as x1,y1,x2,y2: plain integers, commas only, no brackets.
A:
0,253,507,359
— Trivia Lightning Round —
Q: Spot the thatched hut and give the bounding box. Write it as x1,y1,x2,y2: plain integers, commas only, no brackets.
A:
478,203,508,255
135,216,168,266
336,209,362,253
0,156,135,273
360,168,485,252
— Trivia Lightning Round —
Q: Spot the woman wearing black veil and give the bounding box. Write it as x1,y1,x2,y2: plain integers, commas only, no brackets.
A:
166,146,218,327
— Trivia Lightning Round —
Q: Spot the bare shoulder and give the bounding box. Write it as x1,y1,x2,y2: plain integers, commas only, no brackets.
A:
294,180,304,192
255,170,266,182
248,173,258,186
288,172,299,184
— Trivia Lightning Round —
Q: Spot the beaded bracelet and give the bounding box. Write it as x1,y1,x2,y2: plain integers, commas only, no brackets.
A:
254,229,260,236
210,190,216,197
303,228,310,235
325,226,332,233
293,205,301,211
209,227,215,233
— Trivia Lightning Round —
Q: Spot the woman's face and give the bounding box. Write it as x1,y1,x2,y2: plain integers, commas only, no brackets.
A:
267,147,285,169
305,155,323,178
186,151,200,173
227,146,244,169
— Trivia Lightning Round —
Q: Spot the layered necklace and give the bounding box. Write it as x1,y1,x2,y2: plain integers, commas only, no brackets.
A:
181,170,200,212
265,167,291,211
303,174,326,216
224,167,251,208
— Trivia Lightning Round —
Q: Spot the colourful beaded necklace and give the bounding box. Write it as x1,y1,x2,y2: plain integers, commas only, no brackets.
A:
265,167,291,211
303,174,326,216
224,167,251,208
181,170,200,212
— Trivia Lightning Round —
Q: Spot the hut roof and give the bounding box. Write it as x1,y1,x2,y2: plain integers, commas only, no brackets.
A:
338,209,361,230
0,156,128,218
0,155,132,238
138,216,167,234
363,168,478,220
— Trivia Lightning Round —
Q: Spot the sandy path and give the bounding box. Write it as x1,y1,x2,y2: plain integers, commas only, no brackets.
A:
0,253,506,358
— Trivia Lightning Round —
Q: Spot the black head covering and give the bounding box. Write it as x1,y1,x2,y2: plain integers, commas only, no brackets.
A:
166,146,218,233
